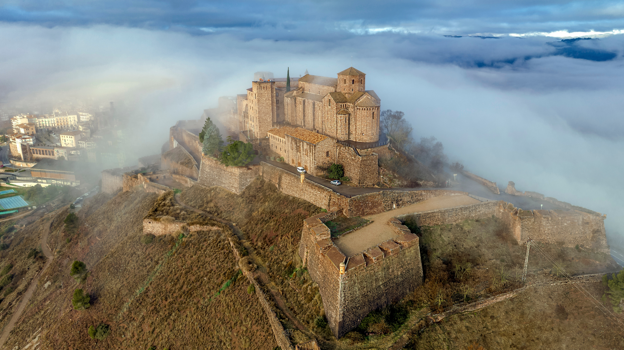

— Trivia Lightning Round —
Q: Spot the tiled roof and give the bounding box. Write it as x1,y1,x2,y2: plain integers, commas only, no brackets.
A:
298,74,337,86
267,126,297,139
337,67,365,76
286,127,329,145
329,92,348,103
355,95,379,107
298,92,324,102
366,90,380,101
337,109,350,115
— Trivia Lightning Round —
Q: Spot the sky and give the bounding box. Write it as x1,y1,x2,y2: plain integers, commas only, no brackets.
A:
0,1,623,244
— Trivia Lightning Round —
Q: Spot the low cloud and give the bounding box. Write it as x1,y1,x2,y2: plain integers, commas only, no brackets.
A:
0,23,622,244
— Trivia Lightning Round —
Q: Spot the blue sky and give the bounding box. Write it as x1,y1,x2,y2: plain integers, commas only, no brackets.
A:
1,1,623,243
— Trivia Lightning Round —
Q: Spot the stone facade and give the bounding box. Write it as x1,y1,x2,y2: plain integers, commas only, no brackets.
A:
197,154,262,195
299,211,422,338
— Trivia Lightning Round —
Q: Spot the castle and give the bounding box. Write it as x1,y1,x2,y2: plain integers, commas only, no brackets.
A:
236,68,387,186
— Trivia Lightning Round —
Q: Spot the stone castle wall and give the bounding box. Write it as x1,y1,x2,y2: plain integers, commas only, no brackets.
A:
336,145,379,186
101,168,129,194
461,170,500,194
497,202,609,251
345,189,466,217
169,124,202,164
198,155,262,195
299,212,422,338
398,200,501,227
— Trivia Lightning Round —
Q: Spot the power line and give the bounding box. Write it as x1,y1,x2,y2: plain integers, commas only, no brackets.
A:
528,239,624,334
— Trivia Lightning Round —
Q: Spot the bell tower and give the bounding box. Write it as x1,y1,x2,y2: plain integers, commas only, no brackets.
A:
337,67,366,96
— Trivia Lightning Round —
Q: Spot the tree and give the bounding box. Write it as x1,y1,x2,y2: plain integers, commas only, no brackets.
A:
381,110,412,149
603,269,624,312
70,260,86,277
88,324,110,340
220,141,255,167
65,212,79,235
286,67,291,92
201,118,224,157
72,288,91,310
328,164,344,180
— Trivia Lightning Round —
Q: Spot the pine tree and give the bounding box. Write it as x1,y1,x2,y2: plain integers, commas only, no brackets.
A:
202,120,224,157
286,67,290,92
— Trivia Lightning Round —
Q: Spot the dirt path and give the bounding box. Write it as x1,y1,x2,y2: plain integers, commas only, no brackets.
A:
334,194,480,256
0,219,54,348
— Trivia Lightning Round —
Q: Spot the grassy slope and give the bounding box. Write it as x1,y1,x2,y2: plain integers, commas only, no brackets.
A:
3,189,276,349
179,179,326,330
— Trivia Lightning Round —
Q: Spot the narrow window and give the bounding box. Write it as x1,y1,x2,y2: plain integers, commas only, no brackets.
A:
328,100,331,106
360,78,363,84
352,79,355,84
326,151,329,157
344,79,346,84
373,111,375,119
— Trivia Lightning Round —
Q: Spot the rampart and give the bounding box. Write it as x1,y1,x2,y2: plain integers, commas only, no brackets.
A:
198,155,262,195
336,144,379,187
169,123,202,164
461,170,500,194
299,211,422,338
497,202,609,252
101,166,138,194
142,217,218,236
398,200,501,227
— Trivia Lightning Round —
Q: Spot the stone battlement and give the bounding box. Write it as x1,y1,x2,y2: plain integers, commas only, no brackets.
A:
299,211,423,338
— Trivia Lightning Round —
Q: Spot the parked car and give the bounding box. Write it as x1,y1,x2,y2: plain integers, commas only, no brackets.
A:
296,167,306,173
330,180,342,186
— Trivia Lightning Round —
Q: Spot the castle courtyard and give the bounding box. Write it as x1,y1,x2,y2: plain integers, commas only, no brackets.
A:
334,194,480,257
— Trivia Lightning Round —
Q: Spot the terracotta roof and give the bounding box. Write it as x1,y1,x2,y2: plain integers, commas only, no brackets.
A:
338,67,365,76
286,127,329,144
267,126,297,139
298,74,337,86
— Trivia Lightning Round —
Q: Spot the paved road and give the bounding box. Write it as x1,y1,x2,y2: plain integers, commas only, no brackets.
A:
262,160,437,198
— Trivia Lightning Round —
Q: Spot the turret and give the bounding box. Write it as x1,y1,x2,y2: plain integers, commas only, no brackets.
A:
337,67,366,96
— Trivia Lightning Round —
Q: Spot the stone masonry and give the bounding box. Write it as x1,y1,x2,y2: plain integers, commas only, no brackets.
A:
198,154,262,195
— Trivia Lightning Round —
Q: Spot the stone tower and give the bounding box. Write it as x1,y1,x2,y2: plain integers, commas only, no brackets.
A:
337,67,366,96
249,80,277,139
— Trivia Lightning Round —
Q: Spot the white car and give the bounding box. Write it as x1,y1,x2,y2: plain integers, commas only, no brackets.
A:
296,167,306,173
330,180,342,186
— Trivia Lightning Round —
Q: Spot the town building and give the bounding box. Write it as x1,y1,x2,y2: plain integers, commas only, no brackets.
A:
13,123,36,135
60,131,82,148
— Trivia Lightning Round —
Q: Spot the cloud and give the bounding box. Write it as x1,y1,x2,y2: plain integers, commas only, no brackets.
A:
0,22,622,246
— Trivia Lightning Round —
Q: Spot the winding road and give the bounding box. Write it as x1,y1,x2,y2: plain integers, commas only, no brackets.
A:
0,218,55,348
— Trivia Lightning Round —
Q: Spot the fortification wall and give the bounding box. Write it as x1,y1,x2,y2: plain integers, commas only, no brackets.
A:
169,125,202,164
101,169,125,194
461,170,500,194
299,212,422,338
497,203,608,251
198,155,262,195
398,200,501,227
142,217,218,236
345,189,467,217
336,145,379,187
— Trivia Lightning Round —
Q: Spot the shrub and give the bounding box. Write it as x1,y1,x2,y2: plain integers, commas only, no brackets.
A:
0,274,13,288
72,289,91,310
27,248,40,259
314,315,328,329
220,141,255,167
340,176,350,182
88,323,110,340
64,213,79,235
3,286,15,296
148,347,156,350
141,234,155,244
69,203,75,209
247,284,255,294
70,261,86,276
603,269,624,312
328,163,344,180
0,263,13,276
0,243,9,251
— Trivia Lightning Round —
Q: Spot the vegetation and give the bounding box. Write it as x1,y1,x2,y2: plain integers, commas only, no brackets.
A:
200,117,224,157
220,140,255,167
64,212,79,235
0,263,13,276
602,268,624,312
27,247,41,259
87,324,110,340
22,184,72,205
70,260,87,281
72,288,91,310
327,163,344,180
141,234,155,244
324,215,369,238
0,274,13,289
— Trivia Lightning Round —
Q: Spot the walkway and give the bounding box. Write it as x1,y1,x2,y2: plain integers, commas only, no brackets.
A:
0,218,55,347
334,194,480,257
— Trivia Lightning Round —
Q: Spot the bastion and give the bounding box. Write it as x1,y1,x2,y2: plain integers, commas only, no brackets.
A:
299,211,423,338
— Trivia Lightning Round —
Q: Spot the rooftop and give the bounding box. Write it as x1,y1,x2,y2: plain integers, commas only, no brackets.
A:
267,126,298,139
60,131,82,136
299,74,337,87
338,67,366,76
286,127,329,145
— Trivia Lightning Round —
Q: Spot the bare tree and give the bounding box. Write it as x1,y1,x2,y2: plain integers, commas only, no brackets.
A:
381,110,412,149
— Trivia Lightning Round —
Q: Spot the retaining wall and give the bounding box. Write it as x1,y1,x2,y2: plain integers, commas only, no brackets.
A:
461,170,500,194
198,155,262,195
398,200,501,227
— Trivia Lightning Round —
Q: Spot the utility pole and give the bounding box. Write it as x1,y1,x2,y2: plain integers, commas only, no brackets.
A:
522,239,532,284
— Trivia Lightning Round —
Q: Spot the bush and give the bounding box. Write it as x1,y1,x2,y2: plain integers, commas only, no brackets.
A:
0,274,13,288
0,263,12,276
88,324,110,340
340,176,350,182
220,141,255,167
247,284,255,294
314,315,328,329
141,234,155,244
64,213,79,235
69,203,75,209
328,164,344,180
0,243,9,251
27,248,40,259
70,260,86,276
72,289,91,310
603,269,624,312
3,286,15,296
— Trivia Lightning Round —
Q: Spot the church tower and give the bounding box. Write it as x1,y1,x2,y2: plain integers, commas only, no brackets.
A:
337,67,366,96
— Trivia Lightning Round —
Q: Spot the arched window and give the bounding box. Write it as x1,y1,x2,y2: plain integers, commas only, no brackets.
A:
360,78,363,84
344,79,346,84
352,79,355,84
